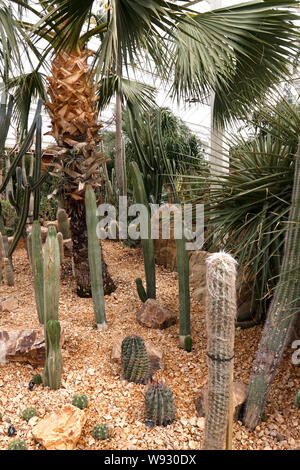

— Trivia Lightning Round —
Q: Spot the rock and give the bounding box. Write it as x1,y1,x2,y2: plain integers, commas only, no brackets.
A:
195,382,248,422
0,296,19,312
0,327,65,365
32,405,86,450
111,337,164,374
136,299,177,329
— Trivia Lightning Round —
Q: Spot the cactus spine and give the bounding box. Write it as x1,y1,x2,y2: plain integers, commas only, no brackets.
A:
85,185,106,330
57,208,70,240
203,252,237,450
145,382,176,426
175,236,191,350
4,257,14,286
31,221,44,324
130,162,156,300
43,225,60,387
45,319,63,390
121,335,150,384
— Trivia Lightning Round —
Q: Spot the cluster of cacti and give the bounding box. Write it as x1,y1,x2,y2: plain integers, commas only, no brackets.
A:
93,423,110,440
7,439,27,450
175,236,191,351
203,252,237,451
57,208,71,240
121,335,150,384
145,382,176,426
42,226,62,389
72,394,88,410
22,407,37,422
296,390,300,410
85,185,107,330
130,162,156,301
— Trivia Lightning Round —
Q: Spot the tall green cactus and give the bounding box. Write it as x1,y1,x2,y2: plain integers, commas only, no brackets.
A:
121,335,150,384
0,232,4,283
31,221,44,324
45,319,63,390
57,232,64,263
203,252,237,450
130,161,156,300
244,142,300,430
57,208,70,240
85,185,107,330
175,236,191,350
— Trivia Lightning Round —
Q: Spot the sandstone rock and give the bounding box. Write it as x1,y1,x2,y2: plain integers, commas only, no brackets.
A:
0,327,64,365
0,296,19,312
111,337,164,374
195,382,248,422
136,299,177,329
32,405,86,450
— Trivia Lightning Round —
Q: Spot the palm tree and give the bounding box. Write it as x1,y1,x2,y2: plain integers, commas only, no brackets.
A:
1,0,299,297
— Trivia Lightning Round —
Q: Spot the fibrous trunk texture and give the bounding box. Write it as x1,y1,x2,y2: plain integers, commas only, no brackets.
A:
243,142,300,430
45,49,115,296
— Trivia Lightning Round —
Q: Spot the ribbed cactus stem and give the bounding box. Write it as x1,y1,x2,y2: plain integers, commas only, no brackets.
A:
203,252,237,450
45,319,63,390
130,162,156,299
57,208,70,240
175,236,191,350
31,221,44,325
121,335,150,384
85,185,107,330
0,232,4,283
4,257,14,286
57,232,64,263
135,278,147,303
27,232,32,267
145,382,176,426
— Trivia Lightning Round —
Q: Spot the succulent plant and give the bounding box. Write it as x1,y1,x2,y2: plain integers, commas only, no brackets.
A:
135,278,147,303
175,236,191,351
33,374,42,385
296,390,300,410
45,320,63,390
7,439,27,450
93,423,110,440
31,221,44,324
72,394,88,410
57,208,70,239
121,335,150,384
145,382,176,426
22,407,37,422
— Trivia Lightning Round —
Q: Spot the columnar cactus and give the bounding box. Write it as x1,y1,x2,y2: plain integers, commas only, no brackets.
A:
296,390,300,410
31,221,44,324
145,382,176,426
85,185,107,330
57,208,70,239
57,232,64,263
0,232,4,282
130,162,156,300
27,232,32,267
135,278,147,303
203,252,237,450
4,257,14,286
45,319,63,390
93,423,110,440
175,236,191,351
121,335,150,384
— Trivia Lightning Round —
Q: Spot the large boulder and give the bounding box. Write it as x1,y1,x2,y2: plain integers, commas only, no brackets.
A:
195,382,248,422
32,405,86,450
136,299,177,329
0,327,64,365
111,336,164,374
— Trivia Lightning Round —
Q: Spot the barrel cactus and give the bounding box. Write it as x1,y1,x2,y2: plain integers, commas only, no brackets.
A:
145,382,176,426
93,423,110,440
7,439,27,450
72,394,88,410
296,390,300,410
45,320,63,390
22,407,37,422
121,335,150,384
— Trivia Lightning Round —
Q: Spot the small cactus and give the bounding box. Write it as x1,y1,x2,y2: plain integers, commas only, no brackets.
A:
57,232,64,263
121,335,150,384
33,374,42,385
4,257,14,286
93,423,110,440
72,394,88,410
57,208,70,239
145,382,176,426
8,439,27,450
22,407,37,422
296,390,300,410
135,278,147,303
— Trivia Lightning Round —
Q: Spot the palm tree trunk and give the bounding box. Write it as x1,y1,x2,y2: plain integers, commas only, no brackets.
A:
243,141,300,430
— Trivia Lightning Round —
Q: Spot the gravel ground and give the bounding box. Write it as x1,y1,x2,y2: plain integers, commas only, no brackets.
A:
0,241,299,450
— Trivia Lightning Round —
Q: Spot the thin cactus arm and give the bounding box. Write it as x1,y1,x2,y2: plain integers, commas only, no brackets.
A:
8,185,30,257
33,115,42,220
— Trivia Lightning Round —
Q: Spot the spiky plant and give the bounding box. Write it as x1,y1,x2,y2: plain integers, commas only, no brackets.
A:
93,423,110,441
22,407,37,422
145,382,176,426
121,335,150,384
7,439,27,450
72,394,88,410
